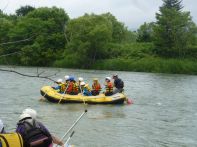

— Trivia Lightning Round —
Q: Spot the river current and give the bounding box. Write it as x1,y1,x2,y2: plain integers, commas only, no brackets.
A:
0,66,197,147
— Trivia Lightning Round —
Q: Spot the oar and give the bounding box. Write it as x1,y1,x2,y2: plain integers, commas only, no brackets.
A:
64,131,75,147
56,110,87,147
58,82,70,104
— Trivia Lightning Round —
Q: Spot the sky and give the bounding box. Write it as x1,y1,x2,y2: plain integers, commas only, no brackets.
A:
1,0,197,30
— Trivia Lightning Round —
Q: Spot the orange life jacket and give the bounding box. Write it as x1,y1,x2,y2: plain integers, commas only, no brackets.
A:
66,82,79,94
92,83,101,92
66,82,73,93
105,82,113,93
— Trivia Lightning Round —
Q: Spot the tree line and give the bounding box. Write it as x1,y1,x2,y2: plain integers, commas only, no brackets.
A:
0,0,197,74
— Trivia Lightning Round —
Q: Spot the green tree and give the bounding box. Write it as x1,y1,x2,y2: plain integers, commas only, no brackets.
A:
16,5,35,16
163,0,183,10
153,0,197,57
124,30,137,43
6,7,69,66
62,14,112,68
102,13,127,43
137,22,154,42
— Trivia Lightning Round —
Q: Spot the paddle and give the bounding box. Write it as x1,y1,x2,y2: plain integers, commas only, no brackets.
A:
58,81,70,104
64,131,75,147
56,110,87,147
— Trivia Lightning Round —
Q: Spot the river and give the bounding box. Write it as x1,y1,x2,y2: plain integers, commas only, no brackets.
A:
0,66,197,147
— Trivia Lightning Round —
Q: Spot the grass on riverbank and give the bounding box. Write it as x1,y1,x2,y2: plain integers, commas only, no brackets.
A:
91,57,197,75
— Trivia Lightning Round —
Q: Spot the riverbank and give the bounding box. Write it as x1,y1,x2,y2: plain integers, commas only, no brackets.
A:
91,57,197,75
1,57,197,75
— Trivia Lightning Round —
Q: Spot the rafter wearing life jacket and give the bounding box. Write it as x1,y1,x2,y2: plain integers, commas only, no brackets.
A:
91,78,102,95
66,77,79,95
105,77,113,96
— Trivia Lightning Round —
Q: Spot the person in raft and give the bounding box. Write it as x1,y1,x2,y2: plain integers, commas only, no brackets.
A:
80,81,85,92
83,84,92,96
112,74,124,94
64,75,70,88
78,77,84,93
16,108,64,147
104,77,113,96
53,79,65,93
91,78,102,96
66,76,79,95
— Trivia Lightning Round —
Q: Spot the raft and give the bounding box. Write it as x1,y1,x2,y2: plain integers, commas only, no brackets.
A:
40,86,126,104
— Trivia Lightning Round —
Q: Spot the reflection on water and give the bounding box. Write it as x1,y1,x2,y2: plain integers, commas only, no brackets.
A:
0,66,197,146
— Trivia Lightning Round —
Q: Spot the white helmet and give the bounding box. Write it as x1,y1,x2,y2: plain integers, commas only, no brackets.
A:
80,81,85,86
0,119,4,133
64,75,70,80
23,108,37,119
105,77,111,81
19,113,31,121
57,79,63,83
78,77,83,81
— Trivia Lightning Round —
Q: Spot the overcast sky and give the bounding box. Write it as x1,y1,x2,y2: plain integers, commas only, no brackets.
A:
1,0,197,29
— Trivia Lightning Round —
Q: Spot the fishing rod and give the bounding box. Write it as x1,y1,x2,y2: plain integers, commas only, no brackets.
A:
56,109,87,147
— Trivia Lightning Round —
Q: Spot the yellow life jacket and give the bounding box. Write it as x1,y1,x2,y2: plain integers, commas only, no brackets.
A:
60,83,66,93
0,133,23,147
73,82,79,93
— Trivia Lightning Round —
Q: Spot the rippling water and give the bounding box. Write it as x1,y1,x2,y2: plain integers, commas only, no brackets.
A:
0,66,197,147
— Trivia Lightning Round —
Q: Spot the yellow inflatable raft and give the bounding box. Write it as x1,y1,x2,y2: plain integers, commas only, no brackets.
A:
40,86,126,104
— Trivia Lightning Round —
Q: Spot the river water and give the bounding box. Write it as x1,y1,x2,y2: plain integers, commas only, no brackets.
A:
0,66,197,147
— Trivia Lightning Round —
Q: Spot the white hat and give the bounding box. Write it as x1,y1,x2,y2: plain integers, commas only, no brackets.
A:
105,77,111,81
78,77,83,81
23,108,37,119
80,81,85,86
64,75,70,80
0,119,4,133
57,79,63,83
19,113,31,121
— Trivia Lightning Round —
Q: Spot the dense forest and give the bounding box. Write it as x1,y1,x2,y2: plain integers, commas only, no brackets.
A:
0,0,197,74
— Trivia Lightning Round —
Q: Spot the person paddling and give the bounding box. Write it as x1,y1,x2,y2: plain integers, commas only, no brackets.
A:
83,84,92,96
16,108,64,147
112,74,124,94
66,77,79,95
54,79,65,93
78,77,84,93
104,77,113,96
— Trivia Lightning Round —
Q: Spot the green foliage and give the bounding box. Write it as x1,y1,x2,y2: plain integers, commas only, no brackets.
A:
137,22,155,42
162,0,183,11
93,57,197,74
1,4,197,74
102,13,128,43
63,13,113,68
154,0,197,58
104,42,154,59
123,30,137,43
0,7,69,66
16,5,35,16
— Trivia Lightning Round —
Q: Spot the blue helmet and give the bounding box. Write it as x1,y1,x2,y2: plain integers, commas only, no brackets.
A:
69,76,75,81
